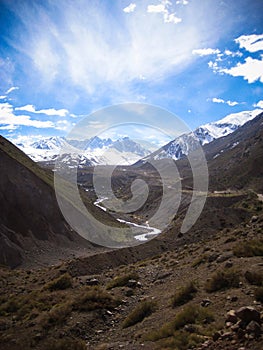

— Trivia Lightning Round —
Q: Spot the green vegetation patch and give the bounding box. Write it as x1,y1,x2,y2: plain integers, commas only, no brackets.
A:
244,270,263,286
41,337,87,350
171,281,197,307
233,240,263,257
73,286,120,311
205,269,240,293
46,273,73,291
106,271,139,289
144,304,214,342
122,300,156,328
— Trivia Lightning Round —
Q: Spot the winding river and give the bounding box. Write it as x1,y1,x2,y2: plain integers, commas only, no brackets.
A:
94,197,161,241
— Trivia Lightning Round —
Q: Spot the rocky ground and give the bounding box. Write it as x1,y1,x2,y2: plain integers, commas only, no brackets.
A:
0,202,262,350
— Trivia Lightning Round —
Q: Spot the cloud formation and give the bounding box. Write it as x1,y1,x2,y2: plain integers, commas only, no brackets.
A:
147,1,182,24
7,0,229,98
192,48,220,56
220,56,263,83
205,33,263,84
123,3,136,13
0,102,55,129
211,97,239,106
6,86,19,94
235,34,263,53
176,0,189,4
15,104,69,117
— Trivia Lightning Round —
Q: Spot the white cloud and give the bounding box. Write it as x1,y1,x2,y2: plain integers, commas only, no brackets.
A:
147,4,166,13
235,34,263,53
15,104,69,117
164,13,182,24
211,97,239,106
0,124,17,130
56,119,73,131
254,100,263,109
224,49,242,57
5,86,19,94
220,55,263,83
208,60,219,72
0,95,6,100
147,1,182,23
8,0,234,97
192,48,220,56
212,97,225,104
226,100,239,107
123,3,136,13
0,102,55,129
176,0,189,5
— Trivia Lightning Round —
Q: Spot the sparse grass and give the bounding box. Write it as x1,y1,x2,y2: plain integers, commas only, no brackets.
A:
171,281,197,307
122,300,156,328
156,331,205,350
106,272,139,289
191,255,207,268
40,301,72,327
254,287,263,303
73,286,120,311
244,270,263,286
0,297,20,315
144,304,214,342
46,273,73,291
205,269,240,293
233,240,263,257
0,290,47,319
42,337,87,350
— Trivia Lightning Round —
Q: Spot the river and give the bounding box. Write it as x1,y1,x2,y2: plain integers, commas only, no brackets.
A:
94,197,161,241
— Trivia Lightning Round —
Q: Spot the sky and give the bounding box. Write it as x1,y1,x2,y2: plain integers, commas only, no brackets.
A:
0,0,263,146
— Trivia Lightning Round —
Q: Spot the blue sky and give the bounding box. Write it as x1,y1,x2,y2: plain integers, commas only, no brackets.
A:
0,0,263,145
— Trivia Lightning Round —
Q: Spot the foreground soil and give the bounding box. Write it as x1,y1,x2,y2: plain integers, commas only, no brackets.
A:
0,203,263,350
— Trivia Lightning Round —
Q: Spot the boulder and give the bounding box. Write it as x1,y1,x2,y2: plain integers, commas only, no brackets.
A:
86,278,100,286
126,279,139,288
201,299,211,307
246,320,262,338
217,252,233,263
226,310,238,324
235,306,261,324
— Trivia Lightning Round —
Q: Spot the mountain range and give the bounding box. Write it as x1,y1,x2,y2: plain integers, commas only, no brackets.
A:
14,109,262,166
141,109,262,163
15,135,151,166
1,109,263,350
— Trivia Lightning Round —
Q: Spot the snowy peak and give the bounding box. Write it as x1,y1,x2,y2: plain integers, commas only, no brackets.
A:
111,137,149,157
31,136,66,150
142,109,262,162
85,136,113,150
198,109,262,144
14,135,151,165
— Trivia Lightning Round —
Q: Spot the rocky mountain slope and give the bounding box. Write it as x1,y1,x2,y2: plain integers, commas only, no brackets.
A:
0,111,263,349
0,136,120,268
141,109,262,163
175,111,263,193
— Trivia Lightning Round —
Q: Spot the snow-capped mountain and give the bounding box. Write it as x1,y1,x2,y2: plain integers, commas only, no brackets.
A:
14,136,151,166
30,136,65,150
111,137,149,157
142,109,262,162
194,110,262,145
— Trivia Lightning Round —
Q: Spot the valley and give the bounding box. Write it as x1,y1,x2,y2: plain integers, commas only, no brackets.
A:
0,110,263,349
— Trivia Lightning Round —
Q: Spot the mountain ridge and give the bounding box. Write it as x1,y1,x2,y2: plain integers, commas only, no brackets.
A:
140,109,262,163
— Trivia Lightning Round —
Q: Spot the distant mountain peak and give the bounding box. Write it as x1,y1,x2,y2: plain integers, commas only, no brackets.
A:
13,135,151,166
141,109,263,163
